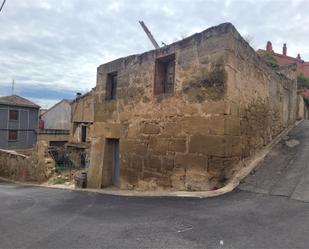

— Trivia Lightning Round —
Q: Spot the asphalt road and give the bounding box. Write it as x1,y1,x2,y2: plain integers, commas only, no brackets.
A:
1,180,309,249
240,120,309,202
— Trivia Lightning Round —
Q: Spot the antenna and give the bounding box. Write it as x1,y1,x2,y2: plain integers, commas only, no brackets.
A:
139,21,160,49
11,79,15,95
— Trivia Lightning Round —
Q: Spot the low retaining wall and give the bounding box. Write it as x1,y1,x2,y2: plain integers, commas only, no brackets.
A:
0,141,55,183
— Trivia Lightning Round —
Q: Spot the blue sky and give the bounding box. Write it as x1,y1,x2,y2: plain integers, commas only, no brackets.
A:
0,83,76,108
1,0,309,108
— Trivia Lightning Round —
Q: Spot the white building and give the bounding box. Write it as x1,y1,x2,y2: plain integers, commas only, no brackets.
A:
38,99,72,147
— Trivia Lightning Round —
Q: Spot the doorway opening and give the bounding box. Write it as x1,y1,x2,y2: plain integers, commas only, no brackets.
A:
102,138,120,188
81,125,87,143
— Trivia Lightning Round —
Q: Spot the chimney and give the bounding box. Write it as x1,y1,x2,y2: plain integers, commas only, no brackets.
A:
76,92,82,99
297,54,301,60
266,41,273,52
283,43,287,56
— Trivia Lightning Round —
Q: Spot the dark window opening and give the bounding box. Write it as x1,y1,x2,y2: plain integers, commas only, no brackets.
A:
154,54,175,95
8,130,18,141
9,110,19,121
81,125,87,143
106,72,118,100
81,154,86,167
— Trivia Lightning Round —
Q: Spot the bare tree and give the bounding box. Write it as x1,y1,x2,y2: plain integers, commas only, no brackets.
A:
244,35,255,46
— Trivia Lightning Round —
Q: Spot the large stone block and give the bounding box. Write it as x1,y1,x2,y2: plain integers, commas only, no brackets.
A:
94,101,117,122
142,171,162,179
121,140,147,156
121,168,139,188
168,138,187,153
201,100,231,115
170,167,186,190
87,137,105,188
141,123,161,135
156,175,172,189
185,168,210,191
175,153,208,170
224,116,241,135
94,122,123,138
208,156,240,181
149,137,169,154
189,134,242,156
128,154,144,171
173,154,209,191
144,155,162,172
189,134,224,156
182,116,225,135
160,122,182,138
162,156,174,172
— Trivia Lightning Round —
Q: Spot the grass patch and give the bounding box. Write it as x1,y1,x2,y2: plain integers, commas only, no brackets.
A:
258,51,279,69
53,176,67,185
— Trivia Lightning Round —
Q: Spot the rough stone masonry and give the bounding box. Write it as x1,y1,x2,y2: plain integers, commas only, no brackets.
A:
87,22,297,191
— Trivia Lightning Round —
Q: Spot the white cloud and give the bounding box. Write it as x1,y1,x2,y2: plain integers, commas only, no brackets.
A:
0,0,309,100
29,97,60,109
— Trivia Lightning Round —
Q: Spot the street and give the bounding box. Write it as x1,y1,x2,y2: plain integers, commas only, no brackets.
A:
1,180,309,249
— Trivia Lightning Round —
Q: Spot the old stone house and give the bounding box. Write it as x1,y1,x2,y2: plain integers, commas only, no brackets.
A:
66,91,94,168
87,23,297,191
0,95,40,150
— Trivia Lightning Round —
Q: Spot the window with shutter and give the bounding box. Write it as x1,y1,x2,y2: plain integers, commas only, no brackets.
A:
154,54,175,95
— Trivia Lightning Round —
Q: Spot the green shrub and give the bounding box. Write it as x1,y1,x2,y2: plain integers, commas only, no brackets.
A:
259,51,279,69
297,73,309,89
53,177,66,185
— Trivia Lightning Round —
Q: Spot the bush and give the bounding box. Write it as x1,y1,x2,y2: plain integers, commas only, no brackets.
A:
297,73,309,89
53,176,67,185
258,51,279,69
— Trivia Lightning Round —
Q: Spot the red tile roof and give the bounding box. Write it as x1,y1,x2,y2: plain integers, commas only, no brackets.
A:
259,41,309,77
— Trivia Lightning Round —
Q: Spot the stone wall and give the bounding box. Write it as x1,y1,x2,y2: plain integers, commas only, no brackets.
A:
67,91,95,168
297,95,309,120
71,91,94,124
0,141,55,182
88,23,297,191
225,32,297,157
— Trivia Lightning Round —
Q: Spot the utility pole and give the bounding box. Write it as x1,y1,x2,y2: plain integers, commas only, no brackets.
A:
0,0,7,13
139,21,160,49
11,79,14,95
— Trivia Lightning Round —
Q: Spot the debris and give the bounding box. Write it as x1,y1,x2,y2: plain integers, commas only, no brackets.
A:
285,139,299,148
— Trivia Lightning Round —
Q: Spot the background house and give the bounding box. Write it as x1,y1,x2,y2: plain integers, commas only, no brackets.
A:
66,91,94,168
0,95,40,150
258,42,309,118
258,41,309,77
38,99,71,147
